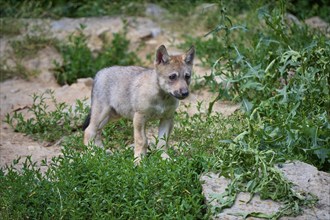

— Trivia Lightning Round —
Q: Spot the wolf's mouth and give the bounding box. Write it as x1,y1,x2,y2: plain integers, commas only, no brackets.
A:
170,92,189,100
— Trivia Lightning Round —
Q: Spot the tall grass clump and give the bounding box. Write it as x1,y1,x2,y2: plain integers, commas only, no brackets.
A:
53,26,140,85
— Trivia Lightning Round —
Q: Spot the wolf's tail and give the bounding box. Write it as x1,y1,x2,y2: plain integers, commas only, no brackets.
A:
82,111,91,131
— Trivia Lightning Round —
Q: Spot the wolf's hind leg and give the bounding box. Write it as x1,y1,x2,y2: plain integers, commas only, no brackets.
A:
84,103,110,147
93,115,110,147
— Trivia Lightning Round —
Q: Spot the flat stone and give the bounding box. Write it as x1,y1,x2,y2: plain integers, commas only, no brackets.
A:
201,161,330,219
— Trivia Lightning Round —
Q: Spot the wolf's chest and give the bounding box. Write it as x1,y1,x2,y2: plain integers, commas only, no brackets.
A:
147,98,178,119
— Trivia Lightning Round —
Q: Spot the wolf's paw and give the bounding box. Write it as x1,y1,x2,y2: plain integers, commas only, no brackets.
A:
105,149,112,155
127,143,135,149
134,156,142,166
161,151,171,160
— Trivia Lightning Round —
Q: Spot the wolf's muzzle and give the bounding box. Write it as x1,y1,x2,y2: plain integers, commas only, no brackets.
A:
172,89,189,100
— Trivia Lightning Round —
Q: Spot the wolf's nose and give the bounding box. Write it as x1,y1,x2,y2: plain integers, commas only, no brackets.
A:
181,91,189,98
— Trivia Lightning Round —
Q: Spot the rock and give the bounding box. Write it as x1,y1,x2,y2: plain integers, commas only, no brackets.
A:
286,13,301,26
195,3,218,13
145,4,167,18
49,16,163,47
10,88,20,93
201,161,330,219
126,18,163,42
305,16,329,34
87,35,103,52
21,46,61,85
77,78,93,87
0,39,13,58
50,17,125,41
279,161,330,220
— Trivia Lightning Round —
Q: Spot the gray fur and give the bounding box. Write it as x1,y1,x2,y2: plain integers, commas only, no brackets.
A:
84,45,195,164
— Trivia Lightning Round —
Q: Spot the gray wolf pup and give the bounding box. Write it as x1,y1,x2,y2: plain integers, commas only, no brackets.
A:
83,45,195,164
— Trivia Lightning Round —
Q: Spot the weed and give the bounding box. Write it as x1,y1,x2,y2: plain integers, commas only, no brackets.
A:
182,0,330,170
10,34,57,59
0,139,209,219
101,119,134,152
212,139,318,218
177,0,328,217
5,90,89,143
173,110,318,219
0,19,22,37
53,26,140,85
220,2,329,169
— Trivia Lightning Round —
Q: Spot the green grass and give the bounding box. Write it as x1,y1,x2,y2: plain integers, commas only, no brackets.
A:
2,89,321,219
53,26,141,85
0,146,208,219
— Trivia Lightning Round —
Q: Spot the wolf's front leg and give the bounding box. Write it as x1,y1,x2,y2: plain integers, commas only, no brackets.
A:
133,113,148,165
157,118,174,159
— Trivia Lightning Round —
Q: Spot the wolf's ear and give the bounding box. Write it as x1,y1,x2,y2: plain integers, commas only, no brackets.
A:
184,46,195,65
155,45,170,65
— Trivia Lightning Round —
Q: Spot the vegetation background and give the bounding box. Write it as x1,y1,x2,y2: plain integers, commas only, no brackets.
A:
1,0,329,219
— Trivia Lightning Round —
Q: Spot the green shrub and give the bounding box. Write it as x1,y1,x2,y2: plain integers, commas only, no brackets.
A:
54,26,140,85
189,1,330,170
0,141,208,219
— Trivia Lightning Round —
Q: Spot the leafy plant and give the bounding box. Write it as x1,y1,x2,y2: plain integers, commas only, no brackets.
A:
53,26,140,85
53,26,94,85
0,138,209,219
173,110,319,219
1,1,328,219
185,0,330,170
5,90,89,142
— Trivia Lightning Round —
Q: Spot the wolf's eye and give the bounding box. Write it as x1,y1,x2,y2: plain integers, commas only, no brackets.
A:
169,74,177,80
185,74,191,80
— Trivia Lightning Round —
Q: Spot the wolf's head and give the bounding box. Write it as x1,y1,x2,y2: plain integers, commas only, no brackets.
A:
155,45,195,100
